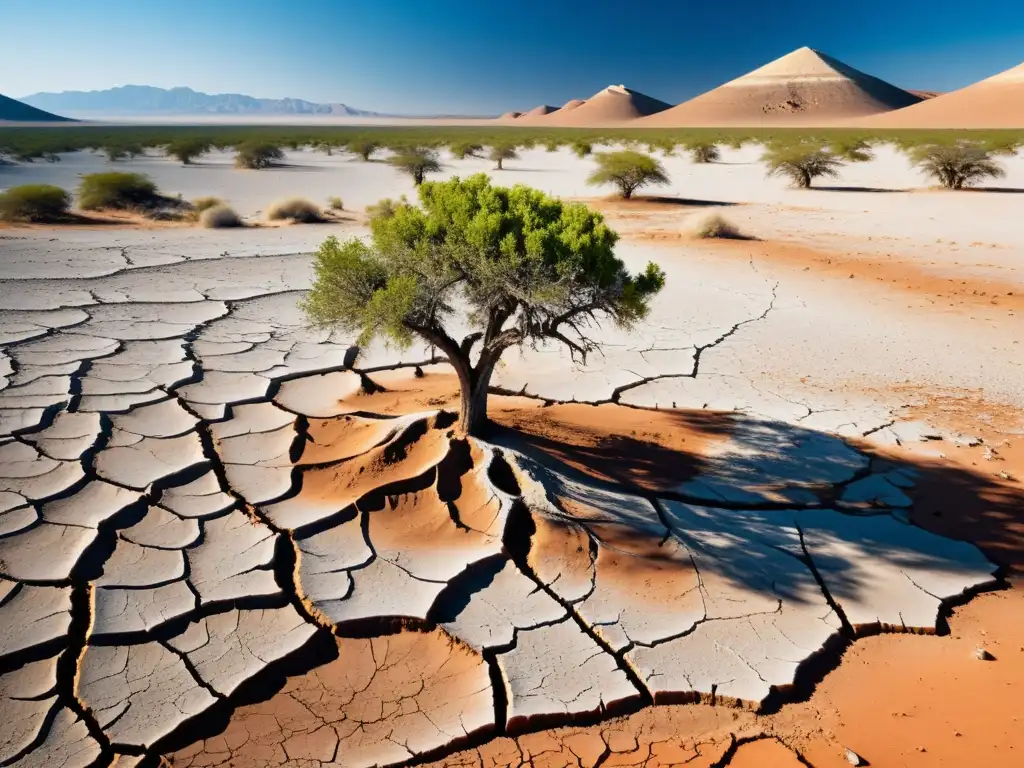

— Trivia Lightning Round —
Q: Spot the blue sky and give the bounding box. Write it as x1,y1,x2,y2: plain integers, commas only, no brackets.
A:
2,0,1023,114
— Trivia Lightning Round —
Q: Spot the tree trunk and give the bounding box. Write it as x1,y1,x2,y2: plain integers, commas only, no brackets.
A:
800,170,811,188
622,185,633,199
456,358,497,436
496,159,503,170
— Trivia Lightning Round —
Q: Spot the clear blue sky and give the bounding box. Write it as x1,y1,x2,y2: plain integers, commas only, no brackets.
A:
2,0,1022,114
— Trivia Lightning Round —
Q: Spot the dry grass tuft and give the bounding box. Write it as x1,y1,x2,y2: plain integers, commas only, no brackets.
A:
689,213,746,239
199,204,244,228
266,197,324,223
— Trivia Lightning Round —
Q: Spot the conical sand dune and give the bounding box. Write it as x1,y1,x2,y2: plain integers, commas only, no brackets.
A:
547,85,671,126
560,98,587,111
0,93,71,123
523,104,557,117
861,61,1024,128
642,47,921,127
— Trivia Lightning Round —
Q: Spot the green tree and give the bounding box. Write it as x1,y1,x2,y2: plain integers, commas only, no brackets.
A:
301,175,665,435
388,148,442,185
763,146,843,188
234,142,285,169
489,143,519,170
587,150,670,199
910,143,1006,189
164,139,211,165
348,138,381,161
78,173,160,210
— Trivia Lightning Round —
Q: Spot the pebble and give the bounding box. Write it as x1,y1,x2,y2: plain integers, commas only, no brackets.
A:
974,647,995,661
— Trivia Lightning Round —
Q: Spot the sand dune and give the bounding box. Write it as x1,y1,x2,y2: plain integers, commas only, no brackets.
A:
862,61,1024,128
642,47,921,127
544,85,670,126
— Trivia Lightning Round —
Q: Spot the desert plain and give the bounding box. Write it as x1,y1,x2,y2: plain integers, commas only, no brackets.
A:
0,134,1023,768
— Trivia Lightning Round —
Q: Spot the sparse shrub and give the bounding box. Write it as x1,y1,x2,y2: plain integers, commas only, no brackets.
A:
199,204,244,228
489,143,520,170
327,196,345,212
571,141,593,158
78,172,161,210
102,144,143,162
347,139,381,161
388,148,442,185
687,142,720,163
910,142,1006,189
587,150,670,199
829,138,874,163
449,142,484,159
266,197,324,223
543,139,563,153
763,147,843,188
234,142,285,169
981,137,1022,157
0,184,72,222
690,213,744,239
365,197,401,222
164,139,211,165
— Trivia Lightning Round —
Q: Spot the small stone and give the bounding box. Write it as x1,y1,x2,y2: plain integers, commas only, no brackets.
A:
917,746,927,753
845,747,864,765
974,647,995,661
954,730,962,737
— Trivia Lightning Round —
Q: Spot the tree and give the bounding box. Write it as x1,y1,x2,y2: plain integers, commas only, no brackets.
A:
489,143,519,170
301,174,665,435
571,140,593,158
763,146,843,188
449,142,484,159
686,141,720,163
910,142,1006,189
388,147,442,185
587,150,669,199
234,142,285,169
164,139,211,165
348,138,381,161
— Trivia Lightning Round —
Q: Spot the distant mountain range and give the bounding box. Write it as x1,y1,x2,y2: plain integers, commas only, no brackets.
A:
19,85,384,117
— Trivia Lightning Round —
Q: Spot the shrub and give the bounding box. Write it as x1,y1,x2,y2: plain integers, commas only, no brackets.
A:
687,142,720,163
266,197,324,223
910,143,1006,189
199,204,244,228
78,172,161,210
388,148,442,185
449,142,484,159
543,139,563,153
690,213,743,239
165,139,211,165
235,142,285,169
587,150,670,199
571,141,593,158
0,184,72,222
347,139,381,161
763,147,843,188
327,196,345,212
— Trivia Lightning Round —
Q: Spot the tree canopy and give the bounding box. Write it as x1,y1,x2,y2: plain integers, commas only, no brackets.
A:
587,150,670,199
302,174,665,434
388,147,442,185
910,142,1005,189
763,146,843,188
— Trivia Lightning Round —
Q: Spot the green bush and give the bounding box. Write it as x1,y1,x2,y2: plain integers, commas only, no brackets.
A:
347,139,381,161
587,150,669,199
192,196,224,212
910,143,1006,189
686,142,720,163
266,197,323,223
449,142,484,159
234,142,284,169
571,141,593,158
327,196,345,212
0,184,72,222
77,172,161,210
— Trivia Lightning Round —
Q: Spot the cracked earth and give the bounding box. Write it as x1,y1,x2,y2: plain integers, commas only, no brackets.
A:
2,145,1023,767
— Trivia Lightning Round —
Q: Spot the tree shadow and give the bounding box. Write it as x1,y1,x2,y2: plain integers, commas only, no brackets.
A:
814,186,908,193
966,186,1024,194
